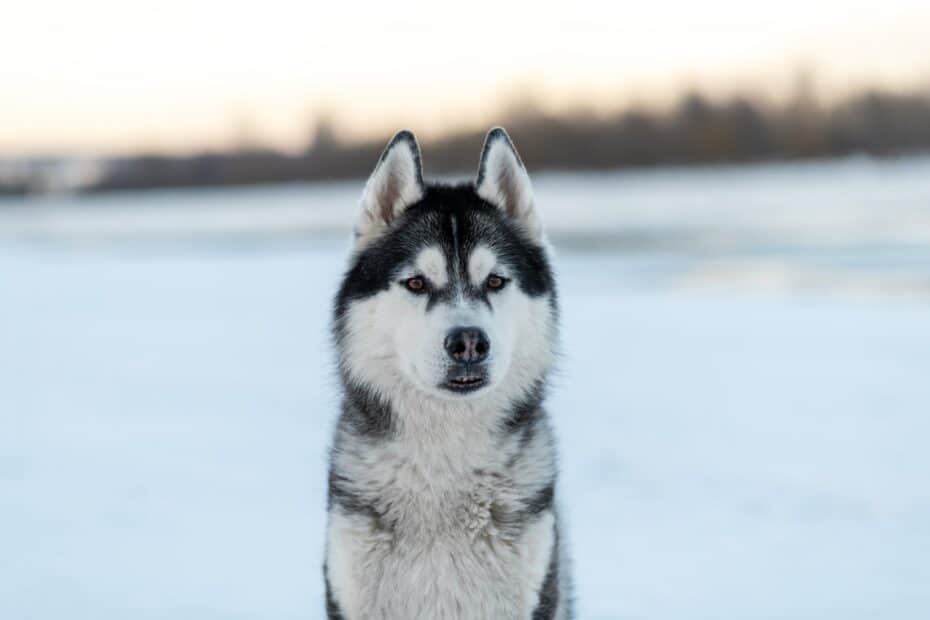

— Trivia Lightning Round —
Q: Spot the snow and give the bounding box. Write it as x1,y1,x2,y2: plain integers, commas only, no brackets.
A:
2,158,930,618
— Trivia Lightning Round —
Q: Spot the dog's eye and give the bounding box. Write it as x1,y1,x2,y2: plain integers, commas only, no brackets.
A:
486,274,507,290
404,276,427,293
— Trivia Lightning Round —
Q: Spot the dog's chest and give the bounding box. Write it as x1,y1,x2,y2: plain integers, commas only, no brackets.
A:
368,433,518,538
344,433,529,616
364,525,522,618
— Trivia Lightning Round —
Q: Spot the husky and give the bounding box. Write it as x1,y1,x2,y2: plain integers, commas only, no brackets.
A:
324,128,570,619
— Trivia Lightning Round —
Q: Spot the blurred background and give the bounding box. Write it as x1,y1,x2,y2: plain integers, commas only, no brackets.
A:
3,1,930,619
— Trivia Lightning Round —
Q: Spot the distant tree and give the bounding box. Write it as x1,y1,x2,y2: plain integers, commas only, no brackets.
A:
70,83,930,195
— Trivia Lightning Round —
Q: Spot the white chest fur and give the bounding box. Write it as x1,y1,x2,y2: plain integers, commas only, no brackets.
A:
326,397,557,619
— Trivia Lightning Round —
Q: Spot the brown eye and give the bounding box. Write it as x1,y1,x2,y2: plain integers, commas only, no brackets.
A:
486,274,506,290
405,276,426,293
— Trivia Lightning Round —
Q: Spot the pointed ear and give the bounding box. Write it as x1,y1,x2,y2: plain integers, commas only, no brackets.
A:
355,130,425,247
475,127,541,240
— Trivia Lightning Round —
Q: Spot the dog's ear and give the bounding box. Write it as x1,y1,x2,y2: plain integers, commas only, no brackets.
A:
475,127,541,241
355,130,425,247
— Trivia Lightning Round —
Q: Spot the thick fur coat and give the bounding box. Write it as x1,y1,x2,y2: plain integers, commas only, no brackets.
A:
324,129,571,619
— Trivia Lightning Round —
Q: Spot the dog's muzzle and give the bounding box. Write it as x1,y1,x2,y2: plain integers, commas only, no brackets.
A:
442,326,490,393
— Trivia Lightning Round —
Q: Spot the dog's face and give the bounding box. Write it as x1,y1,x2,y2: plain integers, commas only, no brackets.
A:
334,129,557,403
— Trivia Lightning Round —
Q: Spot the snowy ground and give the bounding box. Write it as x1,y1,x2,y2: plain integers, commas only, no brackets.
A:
2,159,930,618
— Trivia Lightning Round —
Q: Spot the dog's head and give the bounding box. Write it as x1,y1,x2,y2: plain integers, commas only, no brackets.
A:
334,128,557,405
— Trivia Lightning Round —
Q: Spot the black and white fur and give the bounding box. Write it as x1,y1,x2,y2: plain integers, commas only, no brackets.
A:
325,128,570,619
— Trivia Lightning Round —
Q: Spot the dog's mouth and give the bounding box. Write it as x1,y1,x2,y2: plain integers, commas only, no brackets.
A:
443,367,489,393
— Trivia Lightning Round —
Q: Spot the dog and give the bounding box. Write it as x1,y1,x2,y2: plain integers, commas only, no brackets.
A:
325,128,570,619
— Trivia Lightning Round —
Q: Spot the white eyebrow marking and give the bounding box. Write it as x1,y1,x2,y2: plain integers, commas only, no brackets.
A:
468,245,498,285
415,246,448,288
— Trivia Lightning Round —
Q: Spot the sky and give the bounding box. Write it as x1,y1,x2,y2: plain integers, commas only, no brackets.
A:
3,0,930,156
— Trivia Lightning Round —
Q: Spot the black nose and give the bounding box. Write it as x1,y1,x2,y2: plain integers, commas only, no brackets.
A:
444,327,490,363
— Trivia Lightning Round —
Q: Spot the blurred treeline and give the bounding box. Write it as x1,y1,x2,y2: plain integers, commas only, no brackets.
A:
35,86,930,192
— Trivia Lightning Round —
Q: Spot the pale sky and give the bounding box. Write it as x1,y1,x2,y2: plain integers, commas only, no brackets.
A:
3,0,930,156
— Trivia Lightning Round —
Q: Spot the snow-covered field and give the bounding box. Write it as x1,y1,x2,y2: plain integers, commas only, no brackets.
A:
2,158,930,619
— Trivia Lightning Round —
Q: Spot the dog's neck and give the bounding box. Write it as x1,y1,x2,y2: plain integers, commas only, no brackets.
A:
333,375,552,542
386,384,506,442
344,379,534,475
